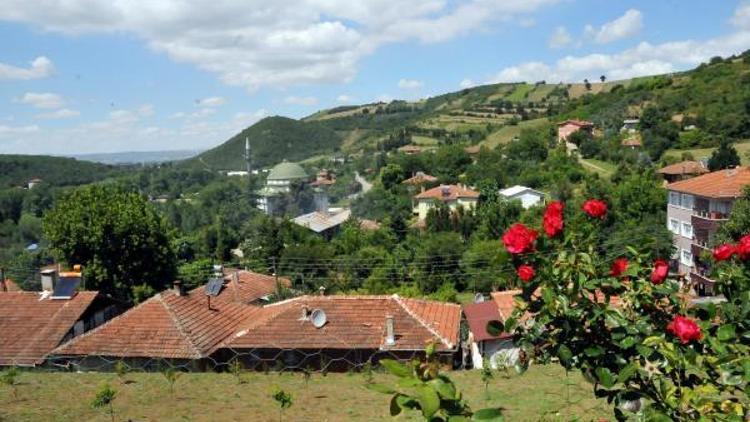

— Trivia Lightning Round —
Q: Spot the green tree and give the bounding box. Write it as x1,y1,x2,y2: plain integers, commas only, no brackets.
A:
707,138,741,171
379,163,406,190
91,384,117,422
43,184,176,302
272,387,293,422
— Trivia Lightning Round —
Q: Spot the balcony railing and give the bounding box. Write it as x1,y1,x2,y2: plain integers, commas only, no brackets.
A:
692,209,728,221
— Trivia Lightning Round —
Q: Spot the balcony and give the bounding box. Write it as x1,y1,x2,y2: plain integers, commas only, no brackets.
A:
690,271,717,296
691,211,728,233
692,209,728,221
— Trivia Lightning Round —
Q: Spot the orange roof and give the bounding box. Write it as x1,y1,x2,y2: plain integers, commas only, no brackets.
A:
1,279,21,292
558,119,593,128
667,167,750,198
220,269,291,304
658,161,708,176
414,184,480,201
490,290,522,320
399,145,422,153
0,291,100,365
464,145,481,154
463,301,506,342
227,295,461,351
621,137,642,147
359,219,381,231
54,287,265,359
402,172,438,185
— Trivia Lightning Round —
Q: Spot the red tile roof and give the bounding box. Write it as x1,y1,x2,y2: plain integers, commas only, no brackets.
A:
667,167,750,198
658,161,708,176
558,119,593,128
359,219,382,231
54,287,265,359
621,137,642,147
1,279,22,292
0,291,99,365
402,172,438,185
414,184,480,201
464,145,482,154
463,301,505,342
490,290,522,320
220,269,291,305
227,295,461,352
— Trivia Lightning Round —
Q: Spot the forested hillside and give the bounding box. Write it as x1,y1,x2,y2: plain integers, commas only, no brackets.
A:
0,155,119,188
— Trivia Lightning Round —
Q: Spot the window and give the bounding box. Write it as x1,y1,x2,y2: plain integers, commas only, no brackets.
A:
668,192,680,206
681,222,693,239
669,218,680,234
681,249,693,267
681,194,694,210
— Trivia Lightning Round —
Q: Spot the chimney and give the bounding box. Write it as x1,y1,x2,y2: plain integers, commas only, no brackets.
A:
318,286,326,296
385,315,395,346
301,304,310,320
233,270,240,284
173,280,185,296
41,268,57,292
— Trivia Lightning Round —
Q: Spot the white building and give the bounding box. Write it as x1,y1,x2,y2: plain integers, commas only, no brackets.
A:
464,290,522,370
499,185,546,209
257,160,310,215
412,184,480,221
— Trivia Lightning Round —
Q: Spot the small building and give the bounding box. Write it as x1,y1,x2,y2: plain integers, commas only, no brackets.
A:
464,291,522,370
557,120,594,142
226,171,249,177
359,219,382,231
0,268,121,366
621,136,642,149
402,171,438,186
27,178,42,189
398,145,423,155
413,184,480,220
498,185,546,209
291,209,352,239
222,295,462,371
658,161,709,184
464,145,482,155
620,119,639,134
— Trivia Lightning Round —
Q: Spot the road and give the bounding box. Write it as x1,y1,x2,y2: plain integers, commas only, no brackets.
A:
355,171,373,194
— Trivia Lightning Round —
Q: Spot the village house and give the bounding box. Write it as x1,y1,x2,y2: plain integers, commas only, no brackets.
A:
51,269,290,370
620,118,639,134
221,295,461,371
464,291,522,370
621,136,642,149
658,160,709,184
398,145,423,155
291,208,352,239
0,268,121,366
498,185,546,209
557,119,594,143
412,184,480,220
666,167,750,295
402,171,438,187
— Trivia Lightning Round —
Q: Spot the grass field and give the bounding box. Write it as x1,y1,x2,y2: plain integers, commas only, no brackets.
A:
580,158,617,177
1,365,612,421
483,118,549,148
664,140,750,165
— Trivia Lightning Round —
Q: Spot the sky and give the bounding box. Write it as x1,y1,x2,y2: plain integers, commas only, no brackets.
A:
0,0,749,155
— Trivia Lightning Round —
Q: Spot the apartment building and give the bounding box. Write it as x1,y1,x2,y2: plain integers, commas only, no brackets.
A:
666,167,750,295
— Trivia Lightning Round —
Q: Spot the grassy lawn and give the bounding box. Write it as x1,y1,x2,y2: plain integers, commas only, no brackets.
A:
664,140,750,165
1,365,612,421
483,118,549,148
412,135,440,146
580,158,617,177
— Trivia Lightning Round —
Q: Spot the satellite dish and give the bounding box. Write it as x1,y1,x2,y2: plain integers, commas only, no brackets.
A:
311,309,327,328
473,293,485,303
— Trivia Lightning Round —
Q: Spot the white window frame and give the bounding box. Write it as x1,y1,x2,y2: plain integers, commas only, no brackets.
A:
681,194,694,210
681,222,693,239
681,248,693,267
669,218,680,234
668,191,681,206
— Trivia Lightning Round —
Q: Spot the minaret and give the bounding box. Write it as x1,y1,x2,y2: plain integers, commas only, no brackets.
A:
244,137,251,175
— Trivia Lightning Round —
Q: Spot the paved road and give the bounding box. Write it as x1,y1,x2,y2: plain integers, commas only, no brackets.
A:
355,171,373,193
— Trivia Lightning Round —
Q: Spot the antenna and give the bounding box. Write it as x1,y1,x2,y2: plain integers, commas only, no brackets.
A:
473,293,485,303
310,309,327,328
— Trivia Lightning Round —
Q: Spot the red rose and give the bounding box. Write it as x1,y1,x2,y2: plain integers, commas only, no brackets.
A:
650,259,669,284
736,234,750,260
517,264,535,282
582,199,608,218
666,315,702,344
502,223,538,254
610,258,629,277
712,244,736,261
543,201,564,237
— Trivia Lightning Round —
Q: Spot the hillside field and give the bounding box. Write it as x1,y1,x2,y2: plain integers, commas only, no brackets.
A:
664,140,750,165
1,365,611,421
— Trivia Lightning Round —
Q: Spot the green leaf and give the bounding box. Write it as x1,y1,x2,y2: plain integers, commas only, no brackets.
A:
584,346,604,357
617,363,637,384
417,385,440,419
618,336,637,349
717,324,736,342
428,378,456,400
448,416,469,422
473,407,504,420
558,344,573,365
364,383,396,395
390,394,403,416
380,359,411,378
595,367,616,388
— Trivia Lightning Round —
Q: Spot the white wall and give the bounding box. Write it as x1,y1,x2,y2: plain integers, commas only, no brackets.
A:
470,338,520,369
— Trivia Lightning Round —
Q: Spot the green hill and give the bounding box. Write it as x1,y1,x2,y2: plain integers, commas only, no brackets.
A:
0,155,118,188
187,116,343,170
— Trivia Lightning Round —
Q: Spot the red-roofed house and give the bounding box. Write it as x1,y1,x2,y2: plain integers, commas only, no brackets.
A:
222,295,462,371
463,299,517,370
557,120,594,142
413,184,480,220
658,161,709,184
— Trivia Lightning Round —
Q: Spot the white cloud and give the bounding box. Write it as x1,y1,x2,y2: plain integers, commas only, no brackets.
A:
284,96,318,106
584,9,643,44
0,125,39,136
519,18,535,28
459,79,476,89
548,26,572,49
489,29,750,83
731,2,750,30
0,1,557,90
0,56,54,80
35,108,80,120
16,92,65,109
336,94,354,103
398,78,423,89
136,104,155,117
196,96,226,107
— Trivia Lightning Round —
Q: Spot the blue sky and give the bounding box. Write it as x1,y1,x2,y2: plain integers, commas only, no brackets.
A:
0,0,749,155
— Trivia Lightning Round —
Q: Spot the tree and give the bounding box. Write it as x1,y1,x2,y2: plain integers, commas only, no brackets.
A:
584,79,592,91
91,384,117,422
379,163,405,190
600,75,606,83
272,388,293,422
707,138,740,171
43,185,176,302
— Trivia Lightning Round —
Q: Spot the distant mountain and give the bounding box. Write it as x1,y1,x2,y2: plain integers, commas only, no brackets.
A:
185,116,342,171
0,155,120,188
74,149,201,165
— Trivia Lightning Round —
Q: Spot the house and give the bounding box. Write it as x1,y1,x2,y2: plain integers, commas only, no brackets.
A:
291,208,352,239
620,119,639,133
413,184,480,220
621,136,642,149
257,160,310,215
402,171,438,186
666,167,750,295
226,171,249,177
557,120,594,142
0,268,121,366
359,219,382,231
464,145,482,155
221,295,462,371
498,185,546,209
27,178,42,189
464,291,523,370
398,145,422,155
310,169,336,187
658,161,709,184
51,270,290,370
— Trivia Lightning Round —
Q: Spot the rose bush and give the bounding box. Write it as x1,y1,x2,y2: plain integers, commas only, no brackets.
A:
500,201,749,421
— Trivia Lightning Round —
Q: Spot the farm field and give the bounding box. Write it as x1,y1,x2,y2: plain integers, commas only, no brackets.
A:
482,118,549,148
664,140,750,165
1,365,612,421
